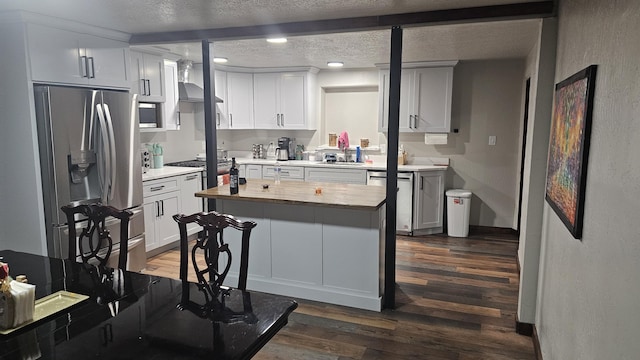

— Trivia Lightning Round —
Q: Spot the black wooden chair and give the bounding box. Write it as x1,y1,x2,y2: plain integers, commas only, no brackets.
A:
61,203,133,270
173,211,257,320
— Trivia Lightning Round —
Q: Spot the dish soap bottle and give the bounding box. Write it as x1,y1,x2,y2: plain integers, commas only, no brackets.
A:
229,157,239,194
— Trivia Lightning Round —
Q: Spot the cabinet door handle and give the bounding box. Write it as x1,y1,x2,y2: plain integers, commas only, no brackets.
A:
229,114,233,127
106,323,113,343
281,113,284,126
146,79,151,95
141,79,146,96
276,114,280,126
155,201,160,217
80,56,89,78
150,185,165,192
88,57,95,79
161,199,164,216
186,175,198,180
177,111,181,126
216,112,220,126
420,176,424,190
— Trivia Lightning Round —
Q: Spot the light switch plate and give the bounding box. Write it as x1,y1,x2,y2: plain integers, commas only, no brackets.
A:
488,136,496,146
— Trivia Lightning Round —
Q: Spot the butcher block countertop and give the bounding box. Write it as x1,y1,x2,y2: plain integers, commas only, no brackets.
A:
196,179,386,211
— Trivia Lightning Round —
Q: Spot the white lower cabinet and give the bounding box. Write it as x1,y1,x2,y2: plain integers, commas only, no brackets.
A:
304,167,366,184
366,169,445,235
143,172,203,254
245,164,263,179
262,165,304,181
179,172,203,234
143,190,180,252
238,164,262,179
413,170,445,234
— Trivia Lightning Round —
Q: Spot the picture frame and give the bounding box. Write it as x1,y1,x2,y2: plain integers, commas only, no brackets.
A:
545,65,597,239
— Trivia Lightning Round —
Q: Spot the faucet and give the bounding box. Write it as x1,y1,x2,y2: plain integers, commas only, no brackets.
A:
342,148,353,162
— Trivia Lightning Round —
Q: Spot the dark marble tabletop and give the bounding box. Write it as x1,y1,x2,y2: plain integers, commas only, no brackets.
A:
0,250,297,359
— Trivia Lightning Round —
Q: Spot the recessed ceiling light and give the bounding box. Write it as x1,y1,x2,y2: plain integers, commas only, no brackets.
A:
327,61,344,68
266,37,287,43
213,57,228,64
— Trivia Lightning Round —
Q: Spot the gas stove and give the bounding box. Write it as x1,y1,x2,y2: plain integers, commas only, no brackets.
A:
165,160,206,168
165,159,231,175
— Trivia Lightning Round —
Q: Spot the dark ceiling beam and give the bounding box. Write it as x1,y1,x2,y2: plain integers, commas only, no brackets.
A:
130,1,555,44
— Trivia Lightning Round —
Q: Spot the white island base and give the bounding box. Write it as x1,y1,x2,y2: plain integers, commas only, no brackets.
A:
216,199,386,311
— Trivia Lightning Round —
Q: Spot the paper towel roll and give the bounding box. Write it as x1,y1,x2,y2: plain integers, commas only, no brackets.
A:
425,133,448,145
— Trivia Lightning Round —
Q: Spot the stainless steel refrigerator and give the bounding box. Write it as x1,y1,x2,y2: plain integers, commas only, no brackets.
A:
34,85,146,271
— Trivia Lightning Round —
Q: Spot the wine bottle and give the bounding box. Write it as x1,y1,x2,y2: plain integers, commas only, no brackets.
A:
229,157,239,194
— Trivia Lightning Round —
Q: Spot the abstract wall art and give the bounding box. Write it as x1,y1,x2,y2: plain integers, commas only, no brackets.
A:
545,65,597,239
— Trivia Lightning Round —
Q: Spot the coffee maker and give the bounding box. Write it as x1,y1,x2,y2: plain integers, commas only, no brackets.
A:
276,137,294,161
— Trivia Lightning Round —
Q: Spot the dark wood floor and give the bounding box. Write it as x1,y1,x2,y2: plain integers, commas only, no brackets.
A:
144,232,535,359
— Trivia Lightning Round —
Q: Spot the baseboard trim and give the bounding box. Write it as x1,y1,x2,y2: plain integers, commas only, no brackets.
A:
469,225,517,235
533,325,543,360
515,317,542,359
515,317,533,336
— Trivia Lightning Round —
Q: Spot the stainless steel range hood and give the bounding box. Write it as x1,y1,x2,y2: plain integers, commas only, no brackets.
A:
177,60,223,103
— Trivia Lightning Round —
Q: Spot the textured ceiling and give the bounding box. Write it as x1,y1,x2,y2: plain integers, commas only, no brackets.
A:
1,0,544,69
142,19,540,69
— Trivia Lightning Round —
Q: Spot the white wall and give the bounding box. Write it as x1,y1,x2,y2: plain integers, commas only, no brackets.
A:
312,68,380,149
536,0,640,358
323,88,379,148
517,18,557,324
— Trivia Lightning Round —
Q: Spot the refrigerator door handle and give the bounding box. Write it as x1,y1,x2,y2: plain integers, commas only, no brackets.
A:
103,104,117,201
96,104,111,202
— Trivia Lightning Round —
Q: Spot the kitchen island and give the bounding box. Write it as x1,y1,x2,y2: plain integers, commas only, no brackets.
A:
196,180,386,311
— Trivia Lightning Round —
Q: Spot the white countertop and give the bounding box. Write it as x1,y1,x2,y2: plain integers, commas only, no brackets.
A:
142,166,203,181
235,159,448,172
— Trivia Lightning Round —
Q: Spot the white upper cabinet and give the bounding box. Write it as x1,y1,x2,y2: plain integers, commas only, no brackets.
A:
226,72,254,129
162,60,179,130
214,70,229,129
379,63,455,133
130,50,165,102
253,73,279,129
27,23,130,89
253,72,307,129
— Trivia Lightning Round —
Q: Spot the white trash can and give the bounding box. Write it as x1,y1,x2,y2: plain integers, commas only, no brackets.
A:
446,189,472,237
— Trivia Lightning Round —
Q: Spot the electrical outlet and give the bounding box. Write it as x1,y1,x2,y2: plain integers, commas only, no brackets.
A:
488,136,496,146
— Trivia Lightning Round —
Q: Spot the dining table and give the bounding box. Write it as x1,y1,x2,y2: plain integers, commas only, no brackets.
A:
0,250,297,359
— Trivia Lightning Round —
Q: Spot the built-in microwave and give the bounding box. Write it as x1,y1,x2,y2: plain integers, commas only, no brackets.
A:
138,102,162,128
